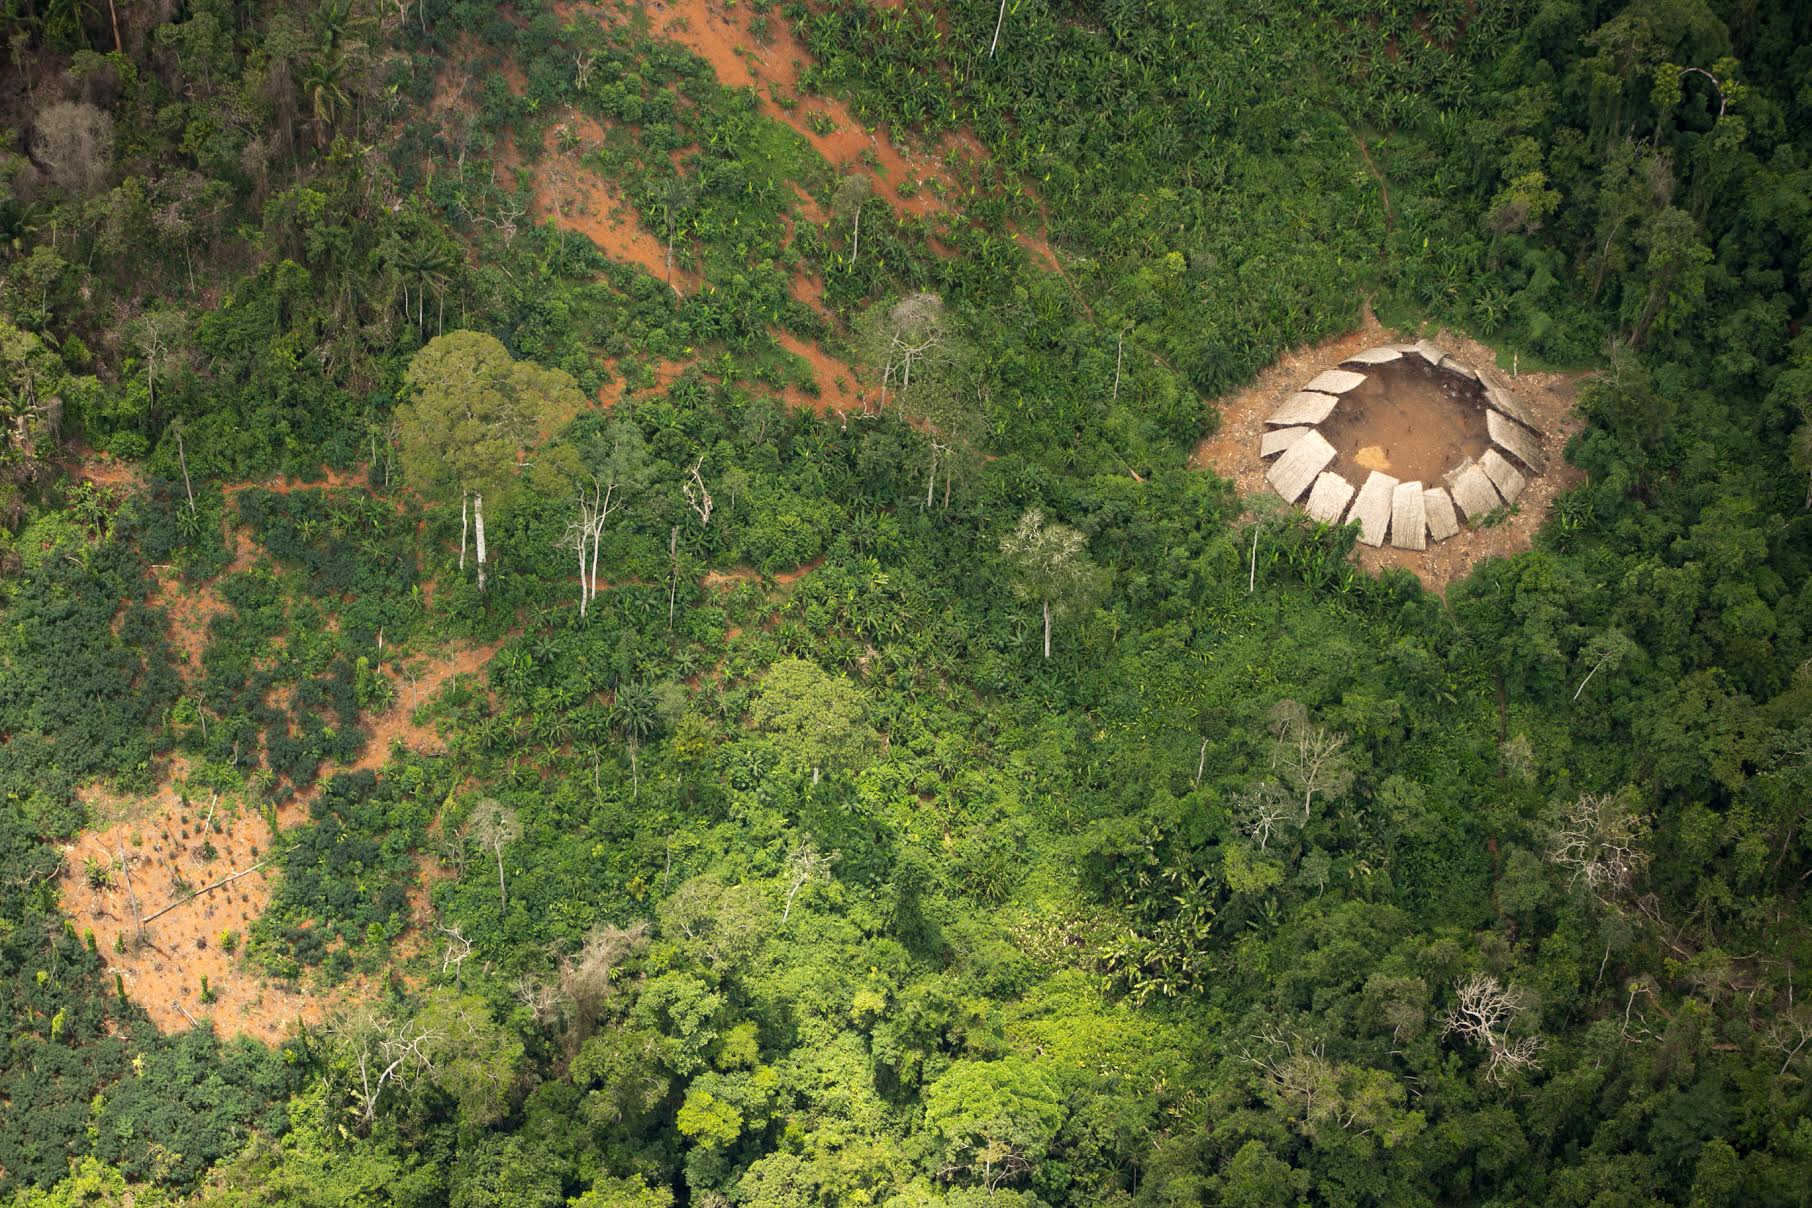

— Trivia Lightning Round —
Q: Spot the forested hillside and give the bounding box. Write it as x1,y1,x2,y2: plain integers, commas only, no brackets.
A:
2,1,1810,1205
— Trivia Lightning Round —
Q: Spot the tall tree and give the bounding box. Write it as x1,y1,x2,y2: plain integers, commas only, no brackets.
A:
999,508,1108,659
750,658,875,785
830,174,871,269
397,331,579,591
539,414,649,619
466,798,521,912
1626,206,1712,349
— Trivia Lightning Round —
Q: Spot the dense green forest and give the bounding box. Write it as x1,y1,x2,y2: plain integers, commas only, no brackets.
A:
2,0,1810,1204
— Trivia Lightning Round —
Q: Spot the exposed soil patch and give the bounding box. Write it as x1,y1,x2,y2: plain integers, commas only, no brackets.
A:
641,0,955,223
790,268,828,315
598,356,702,407
700,555,822,589
779,212,832,318
61,777,320,1046
533,113,693,290
1318,358,1490,484
71,447,144,490
631,0,1059,267
57,637,495,1044
775,331,864,416
1193,315,1588,592
58,470,501,1044
790,184,829,226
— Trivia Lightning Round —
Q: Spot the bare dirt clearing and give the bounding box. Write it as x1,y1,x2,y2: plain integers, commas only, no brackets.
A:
533,114,692,288
1193,316,1588,592
58,637,495,1044
641,0,969,225
58,473,500,1044
1318,357,1491,484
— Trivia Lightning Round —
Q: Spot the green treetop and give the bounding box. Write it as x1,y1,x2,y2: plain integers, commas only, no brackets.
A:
396,330,580,590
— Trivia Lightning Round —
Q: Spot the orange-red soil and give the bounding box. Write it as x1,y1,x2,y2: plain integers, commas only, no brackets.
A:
57,477,501,1044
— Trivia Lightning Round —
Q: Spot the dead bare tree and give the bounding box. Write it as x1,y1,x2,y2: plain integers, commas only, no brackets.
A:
683,456,713,527
142,857,273,923
1232,782,1293,850
465,800,521,912
33,100,114,194
128,309,188,413
1240,1027,1332,1121
1238,1027,1390,1137
438,925,474,980
1548,791,1651,902
168,420,197,518
560,921,649,1038
781,842,832,923
1442,973,1544,1085
115,847,146,947
328,1007,440,1129
831,174,871,268
563,464,633,617
514,974,566,1024
854,292,954,416
882,293,945,409
1267,700,1354,822
1764,1004,1812,1077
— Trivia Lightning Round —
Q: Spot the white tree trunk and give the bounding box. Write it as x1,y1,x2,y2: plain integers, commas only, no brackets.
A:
576,520,589,617
1043,598,1051,659
588,521,602,612
460,492,469,571
473,491,488,591
989,0,1008,57
1112,330,1125,403
851,207,860,267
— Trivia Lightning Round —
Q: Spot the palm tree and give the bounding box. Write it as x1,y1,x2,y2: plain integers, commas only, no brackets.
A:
0,198,45,259
302,47,351,148
611,680,659,800
393,242,455,333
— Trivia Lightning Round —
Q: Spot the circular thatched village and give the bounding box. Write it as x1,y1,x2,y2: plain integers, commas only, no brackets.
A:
1260,341,1547,550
